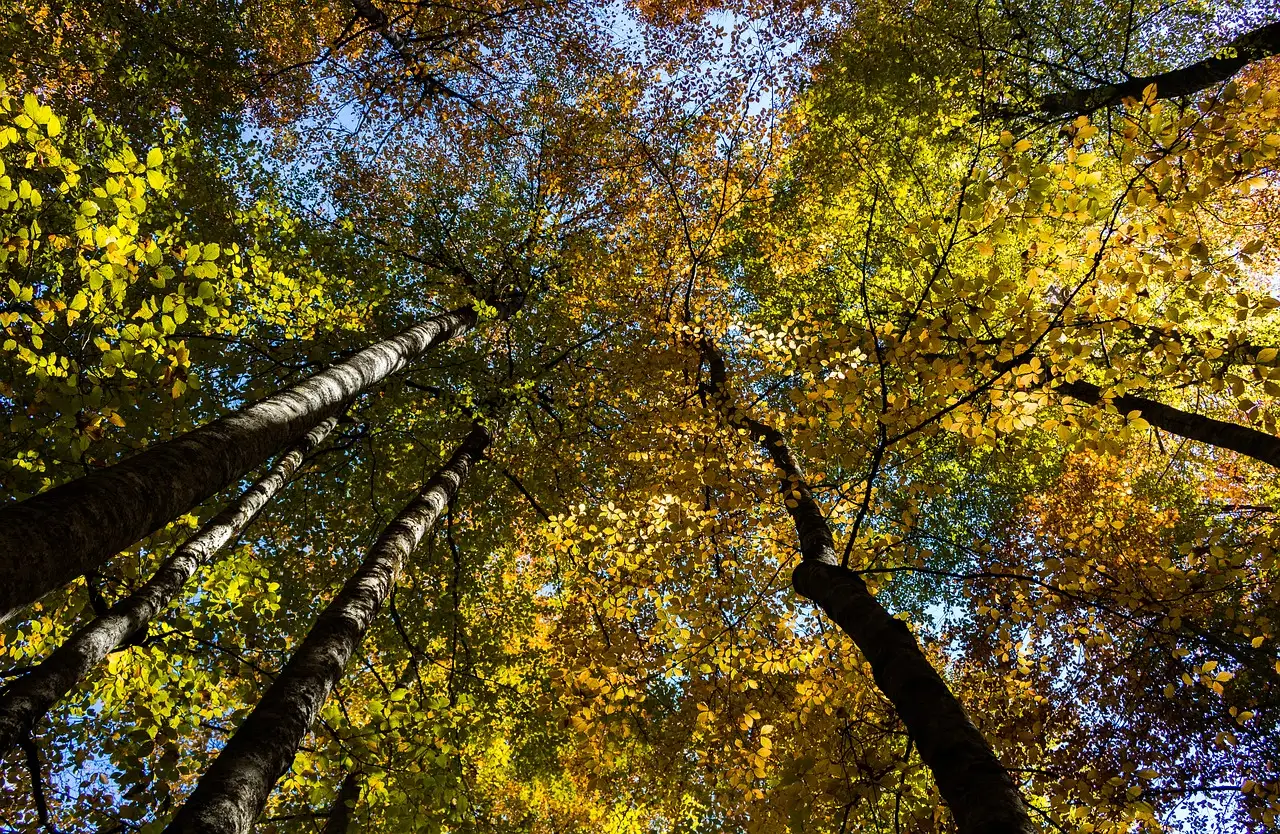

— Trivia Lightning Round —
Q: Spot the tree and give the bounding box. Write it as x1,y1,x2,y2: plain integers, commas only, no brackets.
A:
698,338,1036,834
320,772,361,834
1033,20,1280,118
0,301,498,623
4,0,1280,831
167,423,489,833
1059,380,1280,468
0,416,339,760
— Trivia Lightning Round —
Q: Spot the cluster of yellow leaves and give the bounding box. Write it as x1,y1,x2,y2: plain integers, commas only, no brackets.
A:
0,84,218,494
0,81,377,501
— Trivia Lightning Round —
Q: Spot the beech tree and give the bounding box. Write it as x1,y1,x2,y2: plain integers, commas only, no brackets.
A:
3,0,1280,832
0,302,504,623
168,424,490,833
697,338,1036,834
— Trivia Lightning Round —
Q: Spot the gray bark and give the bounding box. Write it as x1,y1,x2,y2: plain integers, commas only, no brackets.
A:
351,0,412,55
1036,21,1280,117
1060,380,1280,469
700,341,1036,834
163,424,490,834
0,418,337,762
0,304,496,623
791,563,1036,834
321,772,361,834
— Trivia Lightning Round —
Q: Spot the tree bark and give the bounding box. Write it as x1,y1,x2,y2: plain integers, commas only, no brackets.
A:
699,341,1035,834
0,418,337,762
351,0,411,54
1036,21,1280,117
1060,380,1280,469
163,424,490,834
0,302,507,623
321,772,361,834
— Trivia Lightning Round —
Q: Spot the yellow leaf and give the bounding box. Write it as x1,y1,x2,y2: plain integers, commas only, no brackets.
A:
23,93,44,124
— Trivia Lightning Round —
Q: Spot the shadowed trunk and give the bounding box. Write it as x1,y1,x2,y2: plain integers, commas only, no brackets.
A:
0,301,512,623
321,772,361,834
1036,21,1280,117
699,340,1035,834
163,424,490,834
1060,380,1280,468
0,418,338,762
351,0,411,53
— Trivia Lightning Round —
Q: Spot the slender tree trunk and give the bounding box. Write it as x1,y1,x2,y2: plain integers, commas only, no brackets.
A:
699,341,1035,834
321,772,361,834
164,424,490,834
1060,380,1280,468
1035,21,1280,117
0,418,338,762
0,302,509,623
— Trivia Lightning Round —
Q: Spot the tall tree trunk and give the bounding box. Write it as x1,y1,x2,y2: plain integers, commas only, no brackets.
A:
1060,380,1280,468
0,418,338,762
321,772,361,834
0,301,509,623
1035,21,1280,117
699,341,1035,834
163,424,490,834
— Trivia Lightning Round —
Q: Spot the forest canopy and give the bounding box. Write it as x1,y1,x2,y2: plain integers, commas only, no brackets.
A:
1,0,1280,832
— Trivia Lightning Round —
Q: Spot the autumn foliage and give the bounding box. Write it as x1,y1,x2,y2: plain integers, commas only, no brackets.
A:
1,0,1279,832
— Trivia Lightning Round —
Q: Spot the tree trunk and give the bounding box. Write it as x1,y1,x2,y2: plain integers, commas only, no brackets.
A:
0,302,507,623
1036,21,1280,117
163,424,490,834
351,0,411,54
321,772,361,834
0,418,337,762
1060,380,1280,468
699,341,1035,834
